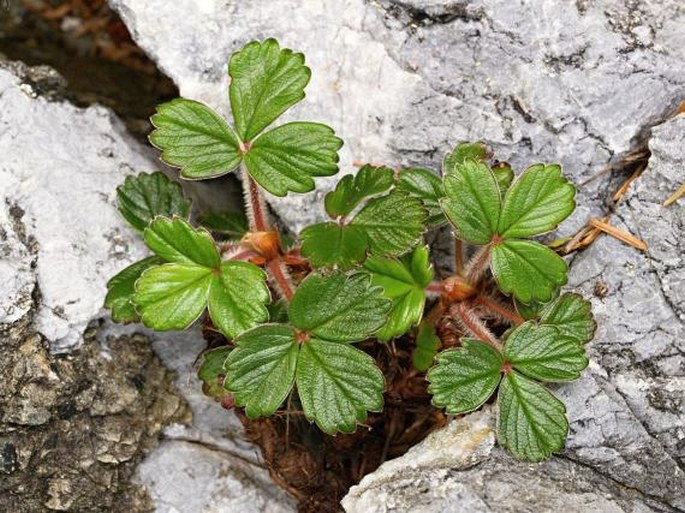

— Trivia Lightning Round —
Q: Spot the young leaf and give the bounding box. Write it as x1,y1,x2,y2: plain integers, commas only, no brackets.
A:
133,263,214,330
491,162,515,193
267,300,289,323
225,324,299,417
296,339,384,434
363,245,434,341
229,39,311,141
395,167,446,228
443,141,488,174
198,211,249,239
288,272,390,342
324,165,394,218
440,160,501,244
412,322,441,372
105,256,163,323
117,172,191,232
244,122,343,196
504,322,588,381
144,217,220,268
149,98,242,180
299,222,368,270
539,293,596,345
351,191,426,256
207,262,271,339
497,164,576,238
427,339,503,414
491,240,568,303
198,346,232,399
497,371,569,462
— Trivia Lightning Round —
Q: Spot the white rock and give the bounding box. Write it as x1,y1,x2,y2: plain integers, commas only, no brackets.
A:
0,62,153,352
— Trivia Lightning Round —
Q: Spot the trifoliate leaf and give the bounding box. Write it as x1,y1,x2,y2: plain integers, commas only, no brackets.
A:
324,165,394,218
395,167,446,228
229,39,311,141
412,322,441,372
149,98,242,180
300,222,368,270
244,122,343,196
504,322,588,381
116,172,191,232
539,293,596,345
497,164,576,238
288,272,390,342
440,160,501,245
198,346,232,400
497,371,568,461
428,339,503,414
144,217,220,268
296,339,384,434
351,191,427,256
225,324,298,417
491,240,568,304
198,211,249,239
443,141,488,174
363,245,433,341
491,162,515,193
207,262,270,339
105,256,163,323
133,263,214,330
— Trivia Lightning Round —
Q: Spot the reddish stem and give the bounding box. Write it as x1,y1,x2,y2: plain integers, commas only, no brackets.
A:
475,294,525,326
454,239,465,276
266,257,295,302
450,302,502,351
466,245,491,285
426,282,444,294
242,165,268,232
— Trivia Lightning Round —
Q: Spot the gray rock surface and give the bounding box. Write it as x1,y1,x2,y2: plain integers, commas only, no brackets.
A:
108,0,685,511
0,60,292,512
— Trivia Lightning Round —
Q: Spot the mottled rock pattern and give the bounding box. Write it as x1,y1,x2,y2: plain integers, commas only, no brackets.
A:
0,312,190,512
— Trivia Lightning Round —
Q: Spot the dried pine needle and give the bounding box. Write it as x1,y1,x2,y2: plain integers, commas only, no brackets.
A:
589,217,647,251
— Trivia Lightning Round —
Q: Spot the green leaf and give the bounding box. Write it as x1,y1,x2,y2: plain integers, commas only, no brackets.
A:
491,239,568,303
514,298,545,320
412,322,441,372
395,167,446,228
539,293,596,345
497,371,568,461
351,191,427,256
497,164,576,238
300,222,368,270
244,122,343,196
133,263,214,330
440,160,501,244
324,165,394,218
198,211,249,239
198,346,232,399
363,245,433,341
491,162,515,193
443,141,488,174
225,324,298,417
288,272,390,342
267,300,289,323
144,217,220,268
427,339,503,414
105,256,163,323
229,39,311,141
207,262,270,339
504,322,588,381
149,98,242,180
116,172,191,232
296,339,384,434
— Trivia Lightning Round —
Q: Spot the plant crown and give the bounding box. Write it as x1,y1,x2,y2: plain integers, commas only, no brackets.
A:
105,38,595,462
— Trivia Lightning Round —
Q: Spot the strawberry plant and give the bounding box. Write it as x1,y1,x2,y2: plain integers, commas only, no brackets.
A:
105,39,595,463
